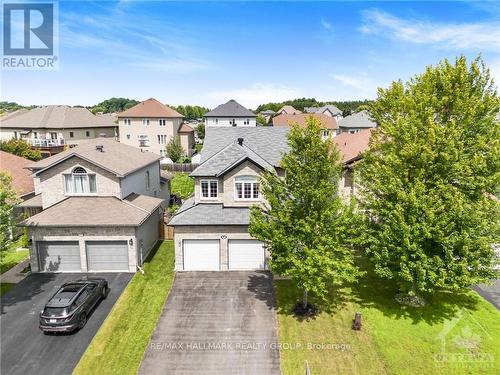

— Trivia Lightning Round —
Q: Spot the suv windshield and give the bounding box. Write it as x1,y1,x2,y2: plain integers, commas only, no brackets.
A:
43,307,67,317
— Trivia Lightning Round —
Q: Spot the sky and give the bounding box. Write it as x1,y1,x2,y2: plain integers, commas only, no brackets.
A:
2,0,500,109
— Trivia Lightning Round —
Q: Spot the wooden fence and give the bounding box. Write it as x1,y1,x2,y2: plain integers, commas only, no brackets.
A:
163,163,199,173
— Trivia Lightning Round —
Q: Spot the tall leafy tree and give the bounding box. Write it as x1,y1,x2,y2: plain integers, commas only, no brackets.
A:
0,172,19,253
358,56,500,300
250,118,361,309
0,139,42,161
165,136,185,162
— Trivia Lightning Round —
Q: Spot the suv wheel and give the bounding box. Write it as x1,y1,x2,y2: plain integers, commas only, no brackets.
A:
78,313,87,329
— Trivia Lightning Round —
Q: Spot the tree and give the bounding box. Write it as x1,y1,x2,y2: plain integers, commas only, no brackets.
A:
174,105,210,120
165,136,185,162
250,118,361,311
256,114,268,126
0,139,42,161
0,172,19,253
90,98,139,114
358,56,500,301
195,123,205,140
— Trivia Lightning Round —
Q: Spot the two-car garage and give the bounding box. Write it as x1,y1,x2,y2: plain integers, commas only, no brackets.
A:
37,240,130,272
182,239,265,271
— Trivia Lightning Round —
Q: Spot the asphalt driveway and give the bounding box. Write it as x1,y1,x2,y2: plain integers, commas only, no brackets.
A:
473,279,500,310
139,271,280,375
0,272,133,375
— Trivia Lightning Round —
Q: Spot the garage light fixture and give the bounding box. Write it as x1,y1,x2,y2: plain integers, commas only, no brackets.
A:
221,235,227,239
129,238,134,246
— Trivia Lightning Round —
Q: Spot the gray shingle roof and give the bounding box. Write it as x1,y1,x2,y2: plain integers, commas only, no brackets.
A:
169,198,250,226
204,100,256,117
21,195,163,227
191,141,274,177
338,110,377,129
304,105,342,115
200,127,289,166
0,105,117,129
26,138,161,177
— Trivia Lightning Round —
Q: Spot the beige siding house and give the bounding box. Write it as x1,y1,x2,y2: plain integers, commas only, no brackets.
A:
169,127,289,271
19,138,170,273
0,106,117,155
117,98,194,157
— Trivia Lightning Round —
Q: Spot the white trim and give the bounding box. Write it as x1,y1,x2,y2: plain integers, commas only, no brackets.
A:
200,179,218,200
234,175,260,201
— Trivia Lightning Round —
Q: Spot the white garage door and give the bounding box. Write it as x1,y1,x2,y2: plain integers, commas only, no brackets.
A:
37,241,81,272
183,240,220,271
228,240,265,270
86,241,129,271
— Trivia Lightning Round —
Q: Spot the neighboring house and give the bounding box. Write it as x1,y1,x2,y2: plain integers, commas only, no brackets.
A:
259,109,276,123
118,98,194,157
304,105,343,121
272,113,339,139
276,105,301,115
0,151,37,237
333,129,373,200
0,150,35,199
204,99,257,127
19,138,169,273
0,106,118,157
338,110,377,134
169,127,289,271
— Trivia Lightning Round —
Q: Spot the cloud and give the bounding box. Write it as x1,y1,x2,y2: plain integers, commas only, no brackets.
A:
360,8,500,51
59,4,211,74
330,73,381,98
205,83,301,109
321,18,332,30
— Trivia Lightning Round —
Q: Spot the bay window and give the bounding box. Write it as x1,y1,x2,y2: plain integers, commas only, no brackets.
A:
235,176,260,200
200,180,218,199
64,167,96,194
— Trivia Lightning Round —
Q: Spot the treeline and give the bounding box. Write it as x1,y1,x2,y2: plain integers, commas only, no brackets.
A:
172,105,210,120
90,98,139,114
255,98,372,116
0,101,33,115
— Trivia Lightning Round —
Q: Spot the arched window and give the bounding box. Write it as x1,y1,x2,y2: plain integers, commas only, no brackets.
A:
64,166,96,194
234,175,260,200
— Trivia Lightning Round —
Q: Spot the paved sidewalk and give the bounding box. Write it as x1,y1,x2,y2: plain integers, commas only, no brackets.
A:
0,258,30,284
473,279,500,310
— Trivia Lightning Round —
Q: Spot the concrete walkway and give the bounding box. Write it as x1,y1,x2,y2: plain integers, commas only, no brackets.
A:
0,258,30,284
139,271,281,375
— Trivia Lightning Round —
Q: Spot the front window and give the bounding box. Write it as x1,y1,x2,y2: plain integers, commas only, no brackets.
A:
235,176,260,200
200,180,218,199
64,167,96,194
143,119,150,126
159,119,166,126
145,171,150,190
86,131,90,137
70,132,74,138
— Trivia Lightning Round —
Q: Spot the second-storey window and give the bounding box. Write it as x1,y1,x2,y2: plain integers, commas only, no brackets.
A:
235,176,260,200
159,119,166,126
200,180,218,199
143,119,150,126
64,167,96,194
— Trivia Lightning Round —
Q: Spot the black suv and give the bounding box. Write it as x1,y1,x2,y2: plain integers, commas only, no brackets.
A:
39,278,108,333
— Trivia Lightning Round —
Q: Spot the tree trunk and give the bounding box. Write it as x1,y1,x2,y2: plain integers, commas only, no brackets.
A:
303,289,308,308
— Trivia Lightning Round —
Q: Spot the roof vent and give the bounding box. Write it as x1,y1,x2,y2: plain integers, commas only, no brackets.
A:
237,137,244,146
95,145,104,152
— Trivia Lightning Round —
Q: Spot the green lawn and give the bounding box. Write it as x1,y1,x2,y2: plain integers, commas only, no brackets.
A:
275,261,500,375
74,241,175,375
171,172,194,199
1,248,29,275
